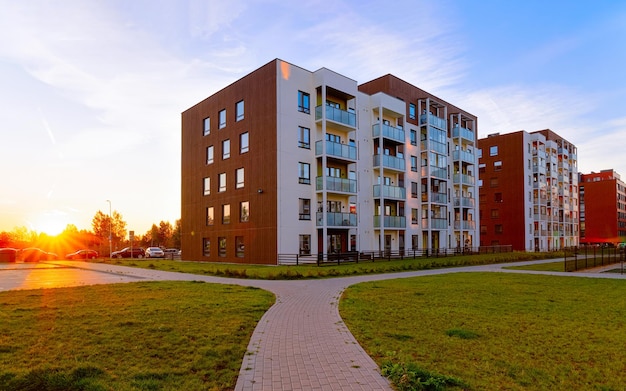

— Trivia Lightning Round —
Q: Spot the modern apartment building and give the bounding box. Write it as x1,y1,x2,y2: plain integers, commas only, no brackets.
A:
579,169,626,245
181,59,479,264
477,130,579,251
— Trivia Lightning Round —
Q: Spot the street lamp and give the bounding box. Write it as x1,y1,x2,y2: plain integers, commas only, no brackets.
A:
106,200,112,260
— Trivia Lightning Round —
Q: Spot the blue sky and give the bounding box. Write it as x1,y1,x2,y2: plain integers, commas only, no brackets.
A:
1,0,625,235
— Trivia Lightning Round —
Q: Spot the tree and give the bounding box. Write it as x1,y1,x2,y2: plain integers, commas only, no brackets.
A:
172,219,181,248
91,210,127,250
158,221,173,247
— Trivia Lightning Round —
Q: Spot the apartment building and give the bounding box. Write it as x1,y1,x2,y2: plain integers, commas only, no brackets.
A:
181,59,479,264
477,130,579,251
579,169,626,245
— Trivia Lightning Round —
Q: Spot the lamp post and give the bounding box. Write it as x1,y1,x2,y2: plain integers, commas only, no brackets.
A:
106,200,112,260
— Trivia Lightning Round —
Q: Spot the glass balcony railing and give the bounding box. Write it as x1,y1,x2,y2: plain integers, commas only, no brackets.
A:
316,176,357,193
453,197,475,207
372,123,405,143
452,149,475,163
316,212,357,227
373,184,406,199
420,140,447,154
453,173,475,185
420,114,447,130
452,125,475,141
421,166,447,179
430,193,448,204
373,154,406,171
315,140,357,160
315,105,356,127
454,220,476,230
374,215,406,228
421,218,448,229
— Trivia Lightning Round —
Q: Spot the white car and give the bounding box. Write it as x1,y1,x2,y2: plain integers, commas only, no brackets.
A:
145,247,164,258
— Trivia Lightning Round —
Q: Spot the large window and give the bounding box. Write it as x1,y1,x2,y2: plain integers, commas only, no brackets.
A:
203,238,210,257
206,145,214,165
494,161,502,171
299,234,311,255
240,132,249,153
222,204,230,224
222,139,230,159
235,236,245,258
218,237,226,257
236,100,244,121
236,168,244,189
298,126,310,149
203,177,210,195
219,109,226,129
240,201,249,222
410,130,417,146
299,198,311,220
203,117,210,136
411,208,418,224
218,173,226,192
206,207,214,226
409,103,416,120
298,91,310,114
298,162,310,184
411,182,418,198
489,145,498,156
411,156,418,172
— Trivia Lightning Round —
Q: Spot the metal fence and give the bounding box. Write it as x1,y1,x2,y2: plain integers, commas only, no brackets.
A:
563,246,625,272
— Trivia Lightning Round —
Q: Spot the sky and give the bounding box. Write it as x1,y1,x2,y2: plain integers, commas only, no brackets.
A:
1,0,625,236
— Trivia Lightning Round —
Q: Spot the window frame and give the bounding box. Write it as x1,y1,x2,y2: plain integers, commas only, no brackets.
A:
219,109,226,129
298,162,311,184
203,177,210,196
299,198,311,220
218,173,226,192
206,206,214,226
298,91,310,114
203,238,210,257
298,126,310,149
203,117,210,136
236,100,244,121
489,145,498,156
236,168,244,189
240,201,249,222
240,132,249,154
206,145,214,165
222,204,231,224
222,139,230,160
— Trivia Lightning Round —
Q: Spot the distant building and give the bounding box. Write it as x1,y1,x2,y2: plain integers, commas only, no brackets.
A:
478,130,579,251
579,169,626,245
181,59,479,264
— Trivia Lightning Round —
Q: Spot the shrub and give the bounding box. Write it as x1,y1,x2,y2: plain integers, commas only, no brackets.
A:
381,361,466,391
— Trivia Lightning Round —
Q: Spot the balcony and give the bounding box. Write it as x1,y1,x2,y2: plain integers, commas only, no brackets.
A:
420,114,447,130
315,105,356,128
454,220,476,230
421,166,447,179
421,218,448,229
316,176,357,193
373,154,406,171
420,140,447,154
374,215,406,229
452,125,475,142
373,184,406,200
372,123,405,143
316,212,357,227
429,193,448,204
452,149,475,163
315,140,357,161
453,197,475,208
453,173,475,185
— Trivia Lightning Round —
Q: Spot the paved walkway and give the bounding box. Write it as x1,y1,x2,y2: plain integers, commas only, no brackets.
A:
1,259,625,390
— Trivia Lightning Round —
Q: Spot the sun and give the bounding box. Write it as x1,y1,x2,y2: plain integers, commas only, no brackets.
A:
36,217,67,236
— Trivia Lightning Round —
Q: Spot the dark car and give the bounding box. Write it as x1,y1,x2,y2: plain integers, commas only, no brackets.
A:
163,248,181,259
19,248,58,262
111,247,145,259
66,249,99,260
0,248,18,263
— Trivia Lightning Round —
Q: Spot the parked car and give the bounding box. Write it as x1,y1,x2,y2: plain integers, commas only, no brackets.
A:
19,248,58,262
0,248,18,263
66,249,99,260
145,247,164,258
163,248,181,259
111,247,145,259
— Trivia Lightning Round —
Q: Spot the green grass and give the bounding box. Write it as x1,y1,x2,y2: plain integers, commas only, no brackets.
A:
340,273,626,391
93,251,561,280
504,261,566,271
0,281,274,391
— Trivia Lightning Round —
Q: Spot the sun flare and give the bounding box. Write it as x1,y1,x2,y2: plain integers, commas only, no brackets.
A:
36,218,67,236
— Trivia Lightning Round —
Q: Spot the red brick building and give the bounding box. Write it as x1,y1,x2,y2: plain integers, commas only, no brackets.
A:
579,169,626,245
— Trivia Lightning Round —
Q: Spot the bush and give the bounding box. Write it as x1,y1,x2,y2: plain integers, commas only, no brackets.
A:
381,361,466,391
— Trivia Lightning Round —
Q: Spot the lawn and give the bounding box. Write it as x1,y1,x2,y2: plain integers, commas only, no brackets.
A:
0,281,274,391
95,251,560,279
340,273,626,391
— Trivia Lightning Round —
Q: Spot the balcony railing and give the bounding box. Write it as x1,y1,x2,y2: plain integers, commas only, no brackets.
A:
316,176,357,193
373,154,406,171
421,166,447,179
372,123,405,143
420,114,447,130
452,125,475,141
315,105,356,127
374,215,406,228
315,140,357,160
429,193,448,204
421,218,448,229
316,212,357,227
452,149,475,163
453,197,475,207
454,220,476,230
373,184,406,200
453,173,475,185
420,140,447,154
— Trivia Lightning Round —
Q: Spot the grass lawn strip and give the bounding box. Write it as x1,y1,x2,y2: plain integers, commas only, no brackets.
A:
0,281,274,391
339,273,626,391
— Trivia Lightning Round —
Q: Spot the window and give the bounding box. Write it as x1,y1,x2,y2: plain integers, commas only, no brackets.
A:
490,177,498,188
206,145,214,165
326,133,340,143
411,208,418,224
219,109,226,129
203,117,210,136
298,126,310,148
491,209,499,219
411,182,418,198
409,103,416,120
299,234,311,255
218,237,226,257
298,91,310,114
480,225,487,235
222,139,230,159
494,161,502,171
236,100,244,121
410,130,417,146
218,173,226,192
495,224,503,234
489,145,498,156
298,162,310,184
479,163,486,174
235,236,244,258
299,198,311,220
478,149,482,158
236,168,244,189
240,201,249,222
411,156,418,172
222,204,230,224
206,207,214,226
240,132,249,153
495,193,503,203
203,177,210,195
203,238,210,257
